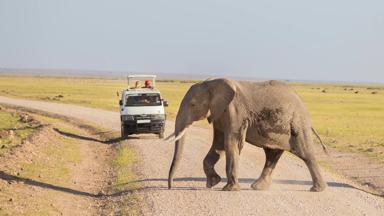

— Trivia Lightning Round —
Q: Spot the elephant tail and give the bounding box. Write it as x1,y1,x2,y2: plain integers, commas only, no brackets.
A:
311,127,329,155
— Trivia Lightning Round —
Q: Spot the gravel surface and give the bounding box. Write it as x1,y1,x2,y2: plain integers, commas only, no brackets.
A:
1,96,383,215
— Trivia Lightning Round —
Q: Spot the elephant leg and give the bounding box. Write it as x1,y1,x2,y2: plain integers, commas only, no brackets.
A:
203,147,222,188
222,134,241,191
290,130,326,192
204,128,224,188
302,155,326,192
251,148,284,190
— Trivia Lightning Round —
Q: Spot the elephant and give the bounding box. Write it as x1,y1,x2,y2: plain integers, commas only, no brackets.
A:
167,78,328,192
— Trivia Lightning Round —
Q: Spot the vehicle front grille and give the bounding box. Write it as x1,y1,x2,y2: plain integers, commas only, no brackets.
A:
135,115,151,120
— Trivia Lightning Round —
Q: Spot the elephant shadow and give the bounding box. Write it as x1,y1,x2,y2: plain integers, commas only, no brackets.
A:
4,170,378,197
121,177,363,192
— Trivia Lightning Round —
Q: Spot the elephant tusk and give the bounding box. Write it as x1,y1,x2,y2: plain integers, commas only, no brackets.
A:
164,125,191,142
164,132,175,141
173,126,189,142
173,132,185,142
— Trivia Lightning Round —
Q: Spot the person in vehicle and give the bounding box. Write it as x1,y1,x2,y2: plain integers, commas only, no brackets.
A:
144,80,153,88
138,95,150,104
133,81,140,88
130,81,141,89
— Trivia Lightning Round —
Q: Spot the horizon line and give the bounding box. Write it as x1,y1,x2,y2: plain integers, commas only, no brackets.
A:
1,67,383,85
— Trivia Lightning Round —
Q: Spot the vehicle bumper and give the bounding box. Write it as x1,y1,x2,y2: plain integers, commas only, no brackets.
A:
122,119,165,134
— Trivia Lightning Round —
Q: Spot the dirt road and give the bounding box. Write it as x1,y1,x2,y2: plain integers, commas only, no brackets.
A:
1,96,383,215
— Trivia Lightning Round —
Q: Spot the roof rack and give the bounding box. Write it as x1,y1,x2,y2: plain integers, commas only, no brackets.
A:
127,75,156,89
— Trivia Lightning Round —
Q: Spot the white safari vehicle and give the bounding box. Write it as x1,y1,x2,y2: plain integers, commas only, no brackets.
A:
119,75,168,138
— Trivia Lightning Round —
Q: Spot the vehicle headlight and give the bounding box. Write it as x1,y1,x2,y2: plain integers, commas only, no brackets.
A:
151,114,165,120
122,115,135,121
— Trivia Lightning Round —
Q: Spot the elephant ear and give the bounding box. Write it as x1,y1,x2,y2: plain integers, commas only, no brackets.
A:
206,79,236,123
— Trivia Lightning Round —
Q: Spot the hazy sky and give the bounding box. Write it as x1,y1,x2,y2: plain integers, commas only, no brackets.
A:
1,0,383,82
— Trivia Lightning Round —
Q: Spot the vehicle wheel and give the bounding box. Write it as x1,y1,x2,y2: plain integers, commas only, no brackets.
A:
158,132,164,139
121,125,128,139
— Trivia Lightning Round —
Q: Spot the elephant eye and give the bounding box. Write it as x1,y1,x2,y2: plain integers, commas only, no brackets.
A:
190,103,196,107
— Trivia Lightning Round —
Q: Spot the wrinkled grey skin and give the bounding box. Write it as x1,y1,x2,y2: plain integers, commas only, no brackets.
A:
168,78,326,192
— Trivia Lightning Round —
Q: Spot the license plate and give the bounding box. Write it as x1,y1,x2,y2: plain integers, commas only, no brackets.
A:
137,119,150,123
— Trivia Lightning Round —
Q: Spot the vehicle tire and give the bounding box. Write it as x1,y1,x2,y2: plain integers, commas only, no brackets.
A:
121,124,128,139
158,132,164,139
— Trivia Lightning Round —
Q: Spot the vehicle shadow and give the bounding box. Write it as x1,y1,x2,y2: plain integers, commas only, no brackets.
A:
52,128,137,144
0,171,101,197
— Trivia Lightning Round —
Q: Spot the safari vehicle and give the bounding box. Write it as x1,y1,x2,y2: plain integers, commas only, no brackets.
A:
119,75,168,138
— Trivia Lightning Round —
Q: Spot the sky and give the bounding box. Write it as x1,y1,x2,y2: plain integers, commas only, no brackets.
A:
0,0,383,83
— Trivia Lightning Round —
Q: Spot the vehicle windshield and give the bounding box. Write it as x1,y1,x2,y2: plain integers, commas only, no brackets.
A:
125,93,162,106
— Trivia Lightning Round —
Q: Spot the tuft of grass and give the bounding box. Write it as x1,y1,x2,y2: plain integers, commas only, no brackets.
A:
0,110,19,129
0,110,39,155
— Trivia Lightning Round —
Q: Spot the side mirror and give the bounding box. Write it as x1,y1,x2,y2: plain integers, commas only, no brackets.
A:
163,100,169,107
119,100,123,106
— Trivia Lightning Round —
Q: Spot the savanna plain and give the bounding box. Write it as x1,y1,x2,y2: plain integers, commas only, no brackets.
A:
1,76,383,159
0,76,383,215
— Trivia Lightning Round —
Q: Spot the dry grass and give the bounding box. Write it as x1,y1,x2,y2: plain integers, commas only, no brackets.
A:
0,76,383,160
0,109,40,155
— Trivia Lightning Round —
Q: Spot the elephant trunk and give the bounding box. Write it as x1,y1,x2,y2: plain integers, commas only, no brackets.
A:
168,116,190,189
168,137,185,189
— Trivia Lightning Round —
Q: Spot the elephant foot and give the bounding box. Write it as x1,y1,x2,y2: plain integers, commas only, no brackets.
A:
251,178,271,190
206,175,221,188
310,182,327,192
222,183,240,191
